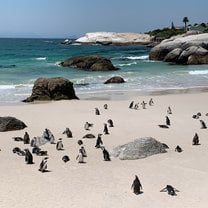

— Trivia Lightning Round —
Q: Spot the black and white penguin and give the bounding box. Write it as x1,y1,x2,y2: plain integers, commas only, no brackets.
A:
175,145,183,153
129,101,134,109
200,120,207,129
23,132,30,144
95,134,103,148
95,108,100,115
192,133,200,145
103,123,109,135
63,128,73,138
56,138,64,150
62,155,70,163
160,185,179,196
102,147,111,161
39,157,48,172
166,116,171,126
141,101,147,109
107,119,114,127
104,104,108,110
167,106,172,114
80,146,87,157
131,175,142,195
24,149,33,164
149,98,154,106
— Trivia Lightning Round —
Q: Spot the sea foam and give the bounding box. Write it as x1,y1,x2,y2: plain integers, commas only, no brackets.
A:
189,70,208,75
35,57,47,60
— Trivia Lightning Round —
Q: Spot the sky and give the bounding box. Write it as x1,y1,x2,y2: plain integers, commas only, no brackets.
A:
0,0,207,38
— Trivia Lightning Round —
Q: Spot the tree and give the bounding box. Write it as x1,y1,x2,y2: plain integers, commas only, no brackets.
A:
183,17,189,31
171,22,176,30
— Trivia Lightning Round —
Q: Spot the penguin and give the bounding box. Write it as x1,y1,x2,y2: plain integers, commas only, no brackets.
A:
129,101,134,109
32,147,41,154
56,138,64,150
192,133,199,145
23,132,30,144
134,103,139,110
39,157,48,172
141,101,147,109
166,116,170,126
76,149,84,163
160,185,179,196
102,147,111,161
167,106,172,114
43,128,55,144
200,120,207,129
103,123,109,135
131,175,142,195
95,108,100,115
24,149,33,164
77,140,83,146
63,128,73,138
175,145,183,153
62,155,70,163
95,134,103,148
149,98,154,106
104,104,108,110
84,122,90,131
80,146,87,157
107,119,114,127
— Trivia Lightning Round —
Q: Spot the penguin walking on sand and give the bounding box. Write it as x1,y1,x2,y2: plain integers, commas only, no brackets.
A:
24,149,33,164
166,116,171,126
95,134,103,148
160,185,179,196
134,103,139,110
80,146,87,157
63,128,73,138
200,120,207,129
56,138,64,150
95,108,100,115
23,132,30,144
39,157,48,172
102,147,111,161
192,133,200,145
129,101,134,109
103,123,109,135
131,175,142,195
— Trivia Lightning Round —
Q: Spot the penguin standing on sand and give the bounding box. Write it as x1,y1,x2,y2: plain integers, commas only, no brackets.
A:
76,149,84,163
23,132,30,144
166,116,171,126
39,157,48,172
84,122,90,131
167,106,172,114
200,120,207,129
56,138,64,150
131,175,142,195
80,146,87,157
102,147,111,161
107,119,114,127
95,134,103,148
24,149,33,164
149,98,154,106
175,145,183,153
141,101,147,109
104,104,108,110
129,101,134,109
103,123,109,135
192,133,199,145
95,108,100,115
63,128,73,138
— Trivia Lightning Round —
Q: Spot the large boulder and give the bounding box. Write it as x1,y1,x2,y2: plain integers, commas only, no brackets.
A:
111,137,167,160
104,76,125,84
23,77,78,102
60,55,118,71
0,117,27,132
149,33,208,64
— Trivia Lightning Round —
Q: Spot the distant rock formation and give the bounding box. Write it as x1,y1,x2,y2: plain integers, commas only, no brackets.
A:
111,137,168,160
75,32,153,45
0,117,27,132
23,77,78,102
149,33,208,64
104,76,125,84
60,55,118,71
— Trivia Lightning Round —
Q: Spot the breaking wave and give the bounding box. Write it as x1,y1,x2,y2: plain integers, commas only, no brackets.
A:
189,70,208,75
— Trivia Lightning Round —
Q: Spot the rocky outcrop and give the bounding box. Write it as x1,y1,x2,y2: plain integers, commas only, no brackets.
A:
75,32,153,45
104,76,125,84
110,137,167,160
60,55,118,71
0,117,27,132
149,33,208,64
23,77,78,102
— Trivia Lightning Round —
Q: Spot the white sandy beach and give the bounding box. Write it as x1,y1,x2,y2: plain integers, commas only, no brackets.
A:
0,92,208,208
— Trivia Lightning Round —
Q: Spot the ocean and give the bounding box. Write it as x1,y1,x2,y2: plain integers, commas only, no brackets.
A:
0,38,208,104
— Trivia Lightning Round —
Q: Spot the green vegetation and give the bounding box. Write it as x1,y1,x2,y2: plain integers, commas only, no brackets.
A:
183,16,189,31
146,27,185,41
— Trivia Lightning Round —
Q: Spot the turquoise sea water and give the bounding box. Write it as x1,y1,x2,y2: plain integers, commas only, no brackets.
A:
0,38,208,103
